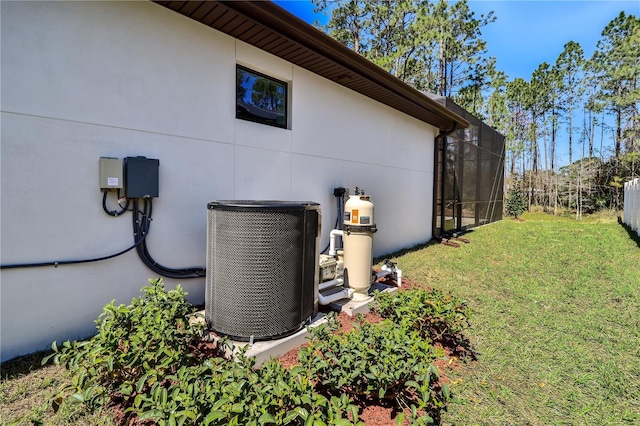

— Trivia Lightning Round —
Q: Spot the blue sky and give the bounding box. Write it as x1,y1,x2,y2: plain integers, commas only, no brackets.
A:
468,0,639,81
276,0,638,81
275,0,639,166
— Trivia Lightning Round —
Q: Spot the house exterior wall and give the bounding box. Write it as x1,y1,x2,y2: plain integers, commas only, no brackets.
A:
0,1,437,361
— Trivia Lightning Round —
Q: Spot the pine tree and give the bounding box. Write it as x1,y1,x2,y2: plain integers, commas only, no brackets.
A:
312,0,495,97
505,181,526,218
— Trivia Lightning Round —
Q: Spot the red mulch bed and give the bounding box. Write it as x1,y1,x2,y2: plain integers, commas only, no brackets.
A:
276,275,468,425
109,275,471,425
277,313,465,425
278,309,415,425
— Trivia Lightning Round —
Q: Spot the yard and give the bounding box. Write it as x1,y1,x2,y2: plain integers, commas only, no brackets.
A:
403,211,640,424
2,211,639,425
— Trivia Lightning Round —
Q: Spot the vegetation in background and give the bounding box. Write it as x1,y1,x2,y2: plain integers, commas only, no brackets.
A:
312,0,496,99
313,1,639,215
504,179,527,218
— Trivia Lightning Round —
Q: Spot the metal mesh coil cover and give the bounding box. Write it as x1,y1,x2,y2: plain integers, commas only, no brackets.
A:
206,201,319,340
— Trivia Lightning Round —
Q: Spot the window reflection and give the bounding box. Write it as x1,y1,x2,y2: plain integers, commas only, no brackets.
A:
236,65,288,128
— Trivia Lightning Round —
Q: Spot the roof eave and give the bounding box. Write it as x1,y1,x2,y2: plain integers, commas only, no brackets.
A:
154,0,469,131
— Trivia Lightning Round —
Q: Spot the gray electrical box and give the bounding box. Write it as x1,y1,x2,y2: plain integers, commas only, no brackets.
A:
124,156,159,198
99,157,123,190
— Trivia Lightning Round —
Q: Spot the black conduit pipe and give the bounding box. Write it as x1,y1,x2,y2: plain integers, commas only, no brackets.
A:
132,199,205,279
0,231,149,270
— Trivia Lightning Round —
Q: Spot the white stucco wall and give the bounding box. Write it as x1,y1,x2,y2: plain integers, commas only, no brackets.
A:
0,1,437,361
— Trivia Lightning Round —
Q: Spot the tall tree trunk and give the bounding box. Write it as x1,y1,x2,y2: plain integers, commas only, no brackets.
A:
554,173,558,215
551,111,557,172
615,106,621,159
551,115,557,213
542,113,549,210
589,110,595,159
438,26,445,96
586,110,593,196
600,109,605,162
528,159,533,210
568,105,573,210
569,111,573,165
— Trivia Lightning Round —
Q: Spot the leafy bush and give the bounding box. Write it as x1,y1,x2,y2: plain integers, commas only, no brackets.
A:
505,182,527,218
45,279,203,412
122,351,359,425
44,280,465,425
45,279,359,425
374,289,471,343
299,314,450,424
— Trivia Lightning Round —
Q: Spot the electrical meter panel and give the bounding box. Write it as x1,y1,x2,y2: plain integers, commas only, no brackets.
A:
99,157,123,190
123,156,159,198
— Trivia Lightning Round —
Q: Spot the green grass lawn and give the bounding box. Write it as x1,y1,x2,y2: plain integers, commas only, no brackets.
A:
2,212,639,425
0,351,115,426
390,212,640,425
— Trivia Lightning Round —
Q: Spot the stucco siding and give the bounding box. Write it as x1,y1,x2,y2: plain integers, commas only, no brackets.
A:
1,1,237,144
1,0,436,361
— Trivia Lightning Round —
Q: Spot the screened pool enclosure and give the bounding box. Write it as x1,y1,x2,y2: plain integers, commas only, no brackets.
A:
431,96,505,238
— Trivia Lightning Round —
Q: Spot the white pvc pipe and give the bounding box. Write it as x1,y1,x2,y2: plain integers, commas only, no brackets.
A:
329,229,344,256
318,288,352,305
319,277,344,291
378,264,402,287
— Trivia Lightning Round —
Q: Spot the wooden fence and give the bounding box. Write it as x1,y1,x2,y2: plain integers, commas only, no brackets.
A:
623,178,639,236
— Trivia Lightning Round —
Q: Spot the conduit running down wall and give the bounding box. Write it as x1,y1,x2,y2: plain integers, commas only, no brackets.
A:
623,178,640,236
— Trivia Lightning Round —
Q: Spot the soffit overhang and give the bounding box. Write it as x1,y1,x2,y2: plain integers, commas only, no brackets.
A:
154,0,470,131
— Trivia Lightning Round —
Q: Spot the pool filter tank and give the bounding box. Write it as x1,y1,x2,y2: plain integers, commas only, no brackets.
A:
342,188,376,300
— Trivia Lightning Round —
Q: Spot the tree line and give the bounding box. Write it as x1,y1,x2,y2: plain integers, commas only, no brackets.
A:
312,0,640,215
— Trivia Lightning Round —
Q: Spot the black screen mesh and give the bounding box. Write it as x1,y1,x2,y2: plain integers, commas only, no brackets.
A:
434,99,505,236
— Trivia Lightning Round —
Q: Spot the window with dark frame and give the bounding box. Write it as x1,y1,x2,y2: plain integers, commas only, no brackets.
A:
236,65,288,129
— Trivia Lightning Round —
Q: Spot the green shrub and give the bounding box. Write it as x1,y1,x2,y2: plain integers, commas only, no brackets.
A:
299,314,450,424
45,279,203,412
45,279,360,425
374,289,471,343
505,182,527,218
121,351,359,426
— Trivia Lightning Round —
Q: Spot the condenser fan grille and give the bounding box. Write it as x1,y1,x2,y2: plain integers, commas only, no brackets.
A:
206,201,319,340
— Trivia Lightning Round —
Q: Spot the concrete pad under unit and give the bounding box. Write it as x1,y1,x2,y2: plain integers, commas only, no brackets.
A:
328,282,398,316
190,283,397,365
193,312,326,367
